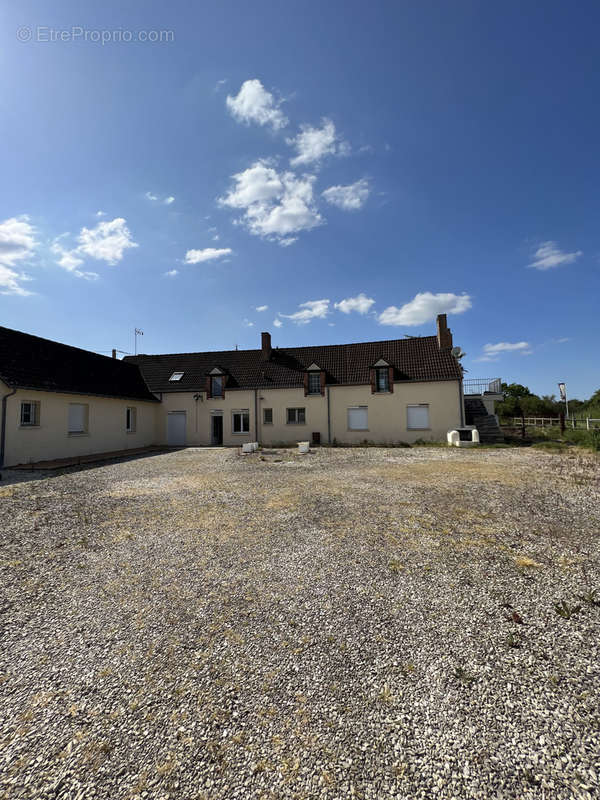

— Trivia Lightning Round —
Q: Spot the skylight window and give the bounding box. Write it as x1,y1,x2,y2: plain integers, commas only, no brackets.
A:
169,371,184,382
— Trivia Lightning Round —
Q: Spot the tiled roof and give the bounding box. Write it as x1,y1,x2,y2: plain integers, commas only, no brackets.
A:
125,335,462,392
0,326,159,402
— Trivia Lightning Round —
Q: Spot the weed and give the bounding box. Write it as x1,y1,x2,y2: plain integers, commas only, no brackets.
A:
378,683,393,703
453,665,476,685
388,559,404,573
506,632,521,648
554,600,582,619
576,587,599,606
514,556,541,569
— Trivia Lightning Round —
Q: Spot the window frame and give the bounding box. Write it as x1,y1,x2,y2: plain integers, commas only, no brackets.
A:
407,404,430,430
375,367,390,393
347,405,368,431
263,407,273,425
68,403,89,436
126,406,137,433
286,407,306,425
211,375,224,398
169,371,184,382
20,401,40,428
307,372,321,395
232,409,250,434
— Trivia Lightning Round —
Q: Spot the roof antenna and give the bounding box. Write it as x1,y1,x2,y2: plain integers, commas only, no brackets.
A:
235,344,238,351
134,328,144,355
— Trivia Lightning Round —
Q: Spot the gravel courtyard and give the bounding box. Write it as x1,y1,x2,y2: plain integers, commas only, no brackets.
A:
1,446,599,800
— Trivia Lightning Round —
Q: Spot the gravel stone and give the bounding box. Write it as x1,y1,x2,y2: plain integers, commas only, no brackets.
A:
0,446,599,799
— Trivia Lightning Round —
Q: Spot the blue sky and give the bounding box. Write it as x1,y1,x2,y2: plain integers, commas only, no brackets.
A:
1,0,598,399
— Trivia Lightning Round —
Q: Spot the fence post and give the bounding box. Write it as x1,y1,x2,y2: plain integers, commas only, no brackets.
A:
587,418,590,430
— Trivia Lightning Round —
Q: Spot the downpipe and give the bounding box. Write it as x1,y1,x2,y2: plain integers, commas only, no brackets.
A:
1,387,17,469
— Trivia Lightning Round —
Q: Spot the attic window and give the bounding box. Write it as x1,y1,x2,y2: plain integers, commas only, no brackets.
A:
169,371,184,382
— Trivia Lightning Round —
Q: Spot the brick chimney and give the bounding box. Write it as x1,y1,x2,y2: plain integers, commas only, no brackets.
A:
111,349,117,359
261,331,272,361
436,314,453,350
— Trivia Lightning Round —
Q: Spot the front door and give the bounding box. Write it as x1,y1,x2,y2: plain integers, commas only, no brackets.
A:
211,415,223,445
167,412,186,446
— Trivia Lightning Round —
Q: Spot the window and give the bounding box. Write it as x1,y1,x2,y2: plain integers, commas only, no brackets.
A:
407,404,430,430
232,409,250,433
169,371,184,382
126,407,137,433
211,375,223,397
376,367,389,392
308,372,321,395
20,401,40,427
263,408,273,425
348,406,368,431
287,407,306,425
68,403,88,434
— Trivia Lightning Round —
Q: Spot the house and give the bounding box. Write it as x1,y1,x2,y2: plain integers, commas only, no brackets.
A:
0,326,159,468
0,314,469,467
124,314,464,448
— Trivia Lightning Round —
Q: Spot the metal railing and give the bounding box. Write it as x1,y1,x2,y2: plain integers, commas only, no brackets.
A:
463,378,502,395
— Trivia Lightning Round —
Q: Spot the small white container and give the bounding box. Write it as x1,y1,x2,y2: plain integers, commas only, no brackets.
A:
297,441,310,454
242,442,254,454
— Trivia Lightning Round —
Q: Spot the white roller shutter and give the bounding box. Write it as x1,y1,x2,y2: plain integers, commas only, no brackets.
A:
348,406,368,430
68,403,86,433
407,405,430,430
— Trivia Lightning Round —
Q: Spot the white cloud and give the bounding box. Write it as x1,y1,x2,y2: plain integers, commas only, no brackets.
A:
219,159,322,244
77,218,138,265
273,318,283,328
164,196,175,205
96,210,106,217
0,216,37,296
226,79,288,130
145,191,158,201
334,293,375,314
184,247,232,264
323,179,370,211
243,318,254,327
146,191,175,206
287,118,348,167
378,292,472,326
255,304,269,312
484,341,531,354
164,269,179,277
528,241,582,271
51,240,98,280
279,298,329,325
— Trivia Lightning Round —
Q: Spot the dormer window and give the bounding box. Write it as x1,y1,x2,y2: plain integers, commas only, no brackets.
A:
169,371,184,382
376,367,389,393
308,372,321,395
211,375,223,398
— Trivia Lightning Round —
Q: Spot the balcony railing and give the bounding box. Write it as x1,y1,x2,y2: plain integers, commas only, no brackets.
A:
463,377,502,396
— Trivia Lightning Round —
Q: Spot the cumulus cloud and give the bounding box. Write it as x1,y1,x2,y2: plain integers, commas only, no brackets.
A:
279,298,329,325
51,239,98,280
287,118,349,167
378,292,472,326
255,304,269,312
528,241,582,270
322,178,370,211
0,216,37,296
184,247,232,264
164,196,175,205
334,293,375,314
273,318,283,328
77,218,138,265
219,159,323,244
226,79,288,130
146,191,175,205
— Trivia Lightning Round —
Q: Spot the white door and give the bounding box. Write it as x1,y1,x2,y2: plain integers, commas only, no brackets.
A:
167,412,186,446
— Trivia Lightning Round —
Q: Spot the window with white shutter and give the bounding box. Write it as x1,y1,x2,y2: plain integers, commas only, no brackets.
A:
407,405,430,430
347,406,368,431
68,403,88,434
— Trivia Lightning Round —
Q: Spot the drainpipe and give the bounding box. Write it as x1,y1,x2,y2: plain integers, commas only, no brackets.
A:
327,386,331,444
1,387,17,468
254,389,259,443
459,379,465,427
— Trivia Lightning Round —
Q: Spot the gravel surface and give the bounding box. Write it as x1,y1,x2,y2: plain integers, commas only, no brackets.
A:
1,446,599,800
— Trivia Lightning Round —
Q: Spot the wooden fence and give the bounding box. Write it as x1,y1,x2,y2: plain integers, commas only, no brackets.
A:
511,417,600,430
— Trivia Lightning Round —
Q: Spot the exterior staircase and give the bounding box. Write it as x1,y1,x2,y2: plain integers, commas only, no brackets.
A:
464,397,505,444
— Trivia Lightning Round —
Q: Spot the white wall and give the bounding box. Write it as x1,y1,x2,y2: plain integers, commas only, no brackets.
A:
1,383,159,466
